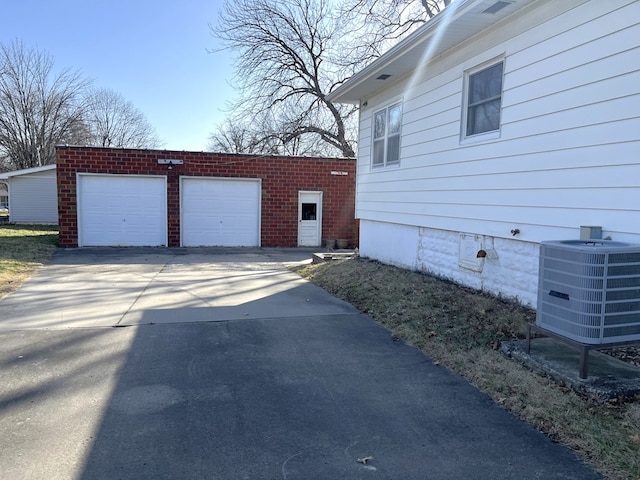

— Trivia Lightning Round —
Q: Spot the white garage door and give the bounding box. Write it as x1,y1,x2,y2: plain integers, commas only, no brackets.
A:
181,177,261,247
78,175,167,247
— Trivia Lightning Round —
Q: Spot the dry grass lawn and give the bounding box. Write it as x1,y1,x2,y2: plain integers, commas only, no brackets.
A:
295,257,640,480
0,224,58,298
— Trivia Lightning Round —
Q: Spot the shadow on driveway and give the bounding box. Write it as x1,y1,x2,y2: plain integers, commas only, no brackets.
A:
0,249,602,479
79,311,602,479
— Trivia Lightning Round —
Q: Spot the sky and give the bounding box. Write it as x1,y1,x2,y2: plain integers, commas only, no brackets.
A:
1,0,236,151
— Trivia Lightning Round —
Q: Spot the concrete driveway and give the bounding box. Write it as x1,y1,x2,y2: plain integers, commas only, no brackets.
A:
0,248,600,479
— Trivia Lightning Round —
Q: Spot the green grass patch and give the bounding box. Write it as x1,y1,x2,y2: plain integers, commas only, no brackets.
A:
295,258,640,480
0,224,59,298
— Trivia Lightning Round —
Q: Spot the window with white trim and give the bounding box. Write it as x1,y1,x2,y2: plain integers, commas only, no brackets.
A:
463,60,504,139
373,102,402,167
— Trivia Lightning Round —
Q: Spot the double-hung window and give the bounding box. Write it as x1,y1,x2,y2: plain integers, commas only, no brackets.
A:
463,60,504,139
373,102,402,167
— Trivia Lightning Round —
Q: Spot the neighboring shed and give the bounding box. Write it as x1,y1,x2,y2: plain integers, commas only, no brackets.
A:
0,165,58,224
55,146,357,248
328,0,640,306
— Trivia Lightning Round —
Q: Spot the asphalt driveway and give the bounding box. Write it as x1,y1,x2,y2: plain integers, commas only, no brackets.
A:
0,248,601,479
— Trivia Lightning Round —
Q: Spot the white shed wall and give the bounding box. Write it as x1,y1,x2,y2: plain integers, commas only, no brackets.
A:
8,170,58,224
357,0,640,245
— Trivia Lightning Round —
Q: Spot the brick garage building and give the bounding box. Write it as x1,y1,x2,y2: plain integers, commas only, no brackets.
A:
56,146,356,248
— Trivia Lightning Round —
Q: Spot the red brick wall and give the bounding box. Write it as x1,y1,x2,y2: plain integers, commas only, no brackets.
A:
55,146,357,248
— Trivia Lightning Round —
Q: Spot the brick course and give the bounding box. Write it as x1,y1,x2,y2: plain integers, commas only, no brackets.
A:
56,146,357,248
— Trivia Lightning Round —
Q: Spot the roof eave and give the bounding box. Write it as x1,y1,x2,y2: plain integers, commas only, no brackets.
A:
0,164,57,179
327,0,536,104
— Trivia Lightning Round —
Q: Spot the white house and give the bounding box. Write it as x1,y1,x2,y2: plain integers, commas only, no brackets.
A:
0,165,58,224
328,0,640,307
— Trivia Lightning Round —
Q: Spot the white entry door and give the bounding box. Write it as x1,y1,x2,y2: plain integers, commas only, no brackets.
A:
298,191,322,247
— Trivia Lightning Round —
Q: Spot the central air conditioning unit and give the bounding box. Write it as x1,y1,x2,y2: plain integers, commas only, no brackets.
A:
536,239,640,345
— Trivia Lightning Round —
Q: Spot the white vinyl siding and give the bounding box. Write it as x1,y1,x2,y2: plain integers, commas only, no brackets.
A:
8,170,58,224
356,0,640,244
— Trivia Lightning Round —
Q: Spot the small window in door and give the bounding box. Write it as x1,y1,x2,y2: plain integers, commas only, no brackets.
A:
301,203,317,220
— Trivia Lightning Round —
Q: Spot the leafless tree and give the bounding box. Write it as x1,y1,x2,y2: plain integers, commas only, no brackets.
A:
209,107,342,157
0,41,89,170
211,0,358,157
337,0,452,67
83,88,162,149
208,111,335,156
208,117,268,154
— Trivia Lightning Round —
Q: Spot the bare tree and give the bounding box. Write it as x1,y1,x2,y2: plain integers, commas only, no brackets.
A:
211,0,358,157
208,117,268,154
83,88,162,149
0,41,89,170
209,108,341,157
337,0,453,67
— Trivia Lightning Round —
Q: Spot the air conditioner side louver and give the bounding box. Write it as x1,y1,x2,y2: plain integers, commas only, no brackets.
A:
537,240,640,345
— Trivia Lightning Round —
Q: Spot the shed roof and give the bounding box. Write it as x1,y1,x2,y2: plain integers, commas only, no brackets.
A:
0,164,57,180
327,0,541,104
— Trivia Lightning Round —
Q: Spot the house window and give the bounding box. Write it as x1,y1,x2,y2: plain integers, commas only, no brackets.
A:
373,102,402,167
464,60,504,138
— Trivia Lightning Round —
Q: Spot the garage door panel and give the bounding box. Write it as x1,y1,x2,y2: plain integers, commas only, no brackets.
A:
79,175,167,247
181,178,260,247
